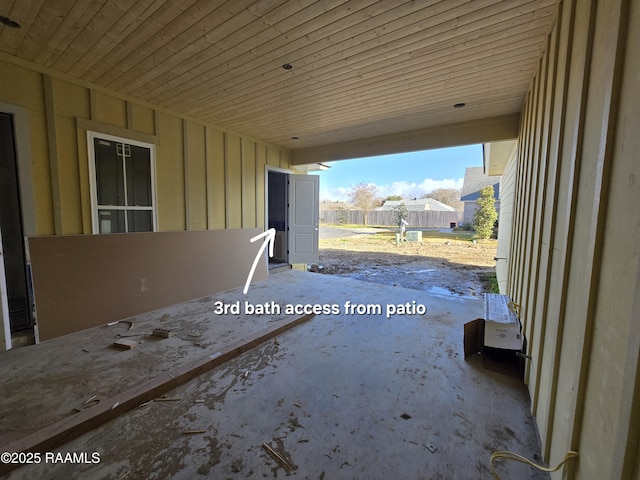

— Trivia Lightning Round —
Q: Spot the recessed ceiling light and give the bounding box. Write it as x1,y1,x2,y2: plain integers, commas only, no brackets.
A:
453,102,466,108
0,16,20,28
282,63,293,70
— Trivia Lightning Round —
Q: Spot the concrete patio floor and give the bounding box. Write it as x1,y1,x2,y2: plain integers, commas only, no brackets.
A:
0,270,547,479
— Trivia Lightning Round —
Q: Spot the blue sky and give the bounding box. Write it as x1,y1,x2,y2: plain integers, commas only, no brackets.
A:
316,144,484,202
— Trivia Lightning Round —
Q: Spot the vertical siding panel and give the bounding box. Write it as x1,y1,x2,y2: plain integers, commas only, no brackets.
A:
226,133,242,229
155,112,185,231
266,145,280,167
547,0,598,467
531,4,571,427
50,78,92,234
280,149,291,169
255,143,266,229
43,75,63,235
206,128,226,230
532,0,577,455
529,18,562,417
184,122,207,230
538,0,594,463
523,50,550,385
495,153,516,293
511,89,534,302
507,101,524,298
242,138,256,228
587,4,640,479
552,0,628,475
183,120,190,229
519,67,544,379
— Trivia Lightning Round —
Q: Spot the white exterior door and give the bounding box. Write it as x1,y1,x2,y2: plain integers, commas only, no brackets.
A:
287,174,319,264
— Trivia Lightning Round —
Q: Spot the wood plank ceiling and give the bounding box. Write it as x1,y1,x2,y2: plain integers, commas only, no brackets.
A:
0,0,558,151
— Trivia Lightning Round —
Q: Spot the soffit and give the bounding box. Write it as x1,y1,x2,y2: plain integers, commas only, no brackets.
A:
0,0,558,151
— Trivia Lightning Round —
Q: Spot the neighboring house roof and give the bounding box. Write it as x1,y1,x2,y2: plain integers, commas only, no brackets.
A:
460,167,501,202
376,198,457,212
319,201,354,211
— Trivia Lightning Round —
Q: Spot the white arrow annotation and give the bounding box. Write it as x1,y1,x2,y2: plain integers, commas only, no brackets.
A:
243,228,276,295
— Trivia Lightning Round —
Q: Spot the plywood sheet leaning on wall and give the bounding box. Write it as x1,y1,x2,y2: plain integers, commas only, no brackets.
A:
28,229,268,341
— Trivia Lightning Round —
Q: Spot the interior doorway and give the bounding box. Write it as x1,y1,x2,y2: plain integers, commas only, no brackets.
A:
267,170,289,265
266,168,320,268
0,112,33,335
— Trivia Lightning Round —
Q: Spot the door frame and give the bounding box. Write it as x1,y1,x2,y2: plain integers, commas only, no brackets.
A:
264,166,320,266
0,103,36,351
265,165,292,263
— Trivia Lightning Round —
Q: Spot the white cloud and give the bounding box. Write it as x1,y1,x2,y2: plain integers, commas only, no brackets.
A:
321,178,463,202
320,186,350,202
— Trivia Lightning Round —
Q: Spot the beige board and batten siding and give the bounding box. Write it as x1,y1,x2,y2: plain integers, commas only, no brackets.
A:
494,148,517,294
0,54,289,344
496,0,640,478
0,54,286,236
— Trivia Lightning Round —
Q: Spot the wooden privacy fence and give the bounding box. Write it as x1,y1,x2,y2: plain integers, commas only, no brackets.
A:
320,209,464,227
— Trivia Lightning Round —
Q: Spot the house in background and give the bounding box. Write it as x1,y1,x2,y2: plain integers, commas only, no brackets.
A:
376,198,457,212
460,166,501,225
319,200,354,212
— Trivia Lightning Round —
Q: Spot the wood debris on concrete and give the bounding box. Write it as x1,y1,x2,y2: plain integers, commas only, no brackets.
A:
152,328,175,338
182,430,207,435
0,312,316,476
113,339,140,349
72,395,100,413
107,320,133,330
262,443,294,471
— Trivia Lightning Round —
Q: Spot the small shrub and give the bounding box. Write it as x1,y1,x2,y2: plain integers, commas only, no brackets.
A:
473,186,498,239
336,207,349,224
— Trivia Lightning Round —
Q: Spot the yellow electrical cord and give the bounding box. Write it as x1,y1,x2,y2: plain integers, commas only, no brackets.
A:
507,301,521,316
490,450,579,479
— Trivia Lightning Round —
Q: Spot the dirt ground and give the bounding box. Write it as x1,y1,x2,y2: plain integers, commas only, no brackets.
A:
313,229,498,299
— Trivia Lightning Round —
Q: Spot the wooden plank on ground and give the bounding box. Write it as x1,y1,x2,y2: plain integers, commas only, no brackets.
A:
0,312,315,476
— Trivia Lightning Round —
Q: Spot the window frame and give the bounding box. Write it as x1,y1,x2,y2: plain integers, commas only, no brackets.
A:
87,131,158,234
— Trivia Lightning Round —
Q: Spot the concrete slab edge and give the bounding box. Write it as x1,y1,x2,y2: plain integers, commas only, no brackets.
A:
0,312,315,476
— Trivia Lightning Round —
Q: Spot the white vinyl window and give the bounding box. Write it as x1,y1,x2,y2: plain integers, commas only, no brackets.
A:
87,132,157,234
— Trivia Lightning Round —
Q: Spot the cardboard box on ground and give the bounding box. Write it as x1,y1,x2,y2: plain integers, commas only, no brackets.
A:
464,294,525,378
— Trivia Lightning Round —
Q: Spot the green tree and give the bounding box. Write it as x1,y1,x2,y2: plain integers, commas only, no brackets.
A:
392,202,408,226
473,185,498,239
336,206,349,224
347,183,380,225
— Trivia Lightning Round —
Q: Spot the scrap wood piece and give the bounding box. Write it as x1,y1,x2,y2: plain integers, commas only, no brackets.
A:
262,443,293,471
182,430,207,435
152,328,175,338
72,395,100,413
113,338,139,349
107,320,133,330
